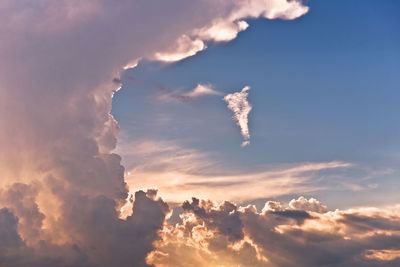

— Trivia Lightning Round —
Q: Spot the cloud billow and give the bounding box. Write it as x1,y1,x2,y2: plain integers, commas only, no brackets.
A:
149,197,400,267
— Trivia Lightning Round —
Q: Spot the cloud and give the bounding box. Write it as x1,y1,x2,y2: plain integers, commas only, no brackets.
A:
8,1,386,266
154,35,206,63
123,74,220,103
195,20,250,42
224,86,252,146
289,196,328,213
155,83,221,102
364,249,400,261
3,0,297,265
183,83,222,98
149,198,400,267
120,140,352,203
1,1,394,266
153,0,309,62
0,208,25,260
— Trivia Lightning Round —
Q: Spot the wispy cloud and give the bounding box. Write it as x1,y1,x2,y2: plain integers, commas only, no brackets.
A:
120,139,353,203
224,86,252,147
183,84,221,98
151,82,221,103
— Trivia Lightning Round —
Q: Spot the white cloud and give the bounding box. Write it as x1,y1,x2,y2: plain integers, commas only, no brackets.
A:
154,35,206,62
224,86,252,146
195,20,249,42
153,83,221,102
184,83,221,98
153,0,309,62
123,58,140,70
288,196,328,213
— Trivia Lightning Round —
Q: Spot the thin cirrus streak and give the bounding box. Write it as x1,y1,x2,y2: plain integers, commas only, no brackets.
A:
157,83,222,103
124,74,221,102
118,139,353,204
224,86,252,147
124,160,351,204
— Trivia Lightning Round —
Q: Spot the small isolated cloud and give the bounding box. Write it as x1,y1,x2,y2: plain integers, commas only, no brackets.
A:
224,86,252,147
183,84,221,98
154,83,221,103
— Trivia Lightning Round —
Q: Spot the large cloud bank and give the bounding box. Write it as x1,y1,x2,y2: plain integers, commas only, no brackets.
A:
149,197,400,267
2,0,398,266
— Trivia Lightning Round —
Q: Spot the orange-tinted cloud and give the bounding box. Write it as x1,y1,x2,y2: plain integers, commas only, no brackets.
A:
149,197,400,267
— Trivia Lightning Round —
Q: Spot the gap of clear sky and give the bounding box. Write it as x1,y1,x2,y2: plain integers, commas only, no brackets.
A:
112,0,400,209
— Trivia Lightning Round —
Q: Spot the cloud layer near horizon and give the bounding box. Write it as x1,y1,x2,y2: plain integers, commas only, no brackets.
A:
149,197,400,267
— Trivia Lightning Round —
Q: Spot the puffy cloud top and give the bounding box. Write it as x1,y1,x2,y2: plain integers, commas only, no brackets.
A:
150,197,400,267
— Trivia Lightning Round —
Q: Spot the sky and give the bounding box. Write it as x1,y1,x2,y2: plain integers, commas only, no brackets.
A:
1,0,400,266
113,0,400,209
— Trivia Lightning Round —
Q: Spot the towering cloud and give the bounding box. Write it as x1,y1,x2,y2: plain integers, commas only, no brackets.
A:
224,86,253,146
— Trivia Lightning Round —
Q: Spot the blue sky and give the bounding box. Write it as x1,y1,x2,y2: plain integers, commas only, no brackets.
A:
112,0,400,208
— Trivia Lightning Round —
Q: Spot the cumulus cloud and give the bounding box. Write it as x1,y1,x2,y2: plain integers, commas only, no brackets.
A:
289,196,328,213
149,198,400,267
224,86,252,146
